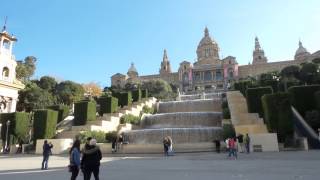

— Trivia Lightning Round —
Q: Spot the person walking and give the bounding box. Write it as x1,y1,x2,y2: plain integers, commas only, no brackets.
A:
237,134,244,153
167,136,174,156
214,139,221,153
41,140,53,170
69,139,81,180
244,133,251,154
163,137,169,156
228,137,237,159
81,138,102,180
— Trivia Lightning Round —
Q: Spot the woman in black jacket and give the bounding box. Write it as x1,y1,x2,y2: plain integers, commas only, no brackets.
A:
81,138,102,180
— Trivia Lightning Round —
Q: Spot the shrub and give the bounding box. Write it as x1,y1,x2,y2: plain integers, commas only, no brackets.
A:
141,89,148,98
78,131,107,143
132,89,142,102
120,114,140,125
98,96,118,116
260,80,279,93
288,85,320,117
304,110,320,132
222,108,231,119
33,109,58,140
74,101,96,126
105,131,118,143
222,124,236,140
142,105,154,114
113,92,132,108
314,91,320,111
222,101,228,109
262,93,293,142
234,81,256,96
47,105,69,123
0,112,30,143
246,87,273,117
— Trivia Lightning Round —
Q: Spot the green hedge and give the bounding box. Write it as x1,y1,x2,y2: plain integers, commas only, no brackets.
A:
47,105,69,123
78,131,107,143
288,85,320,117
260,80,279,93
234,81,257,97
314,91,320,111
98,96,118,116
0,112,30,143
74,101,96,126
222,124,236,140
120,114,140,125
33,109,58,140
141,89,148,98
132,89,142,102
262,93,293,142
142,105,154,114
113,92,132,108
246,87,273,117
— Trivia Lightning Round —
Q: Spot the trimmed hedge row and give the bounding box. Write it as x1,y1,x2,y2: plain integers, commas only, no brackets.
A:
113,92,132,108
120,114,140,125
246,87,273,117
234,81,256,96
0,112,30,143
288,85,320,117
222,124,236,140
33,109,58,140
141,89,148,98
47,105,69,123
132,89,142,102
74,101,96,126
98,96,118,116
262,93,293,142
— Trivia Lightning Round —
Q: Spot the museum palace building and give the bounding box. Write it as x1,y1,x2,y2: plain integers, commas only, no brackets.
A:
112,27,320,93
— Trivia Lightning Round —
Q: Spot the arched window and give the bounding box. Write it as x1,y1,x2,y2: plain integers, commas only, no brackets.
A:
216,71,222,80
183,72,189,85
228,68,234,78
2,67,9,78
204,71,212,81
2,40,10,49
194,72,201,81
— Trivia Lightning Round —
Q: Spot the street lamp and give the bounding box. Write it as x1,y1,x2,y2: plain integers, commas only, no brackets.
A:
5,120,10,153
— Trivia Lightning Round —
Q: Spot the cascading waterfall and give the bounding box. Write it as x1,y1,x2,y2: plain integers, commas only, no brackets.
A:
123,98,223,144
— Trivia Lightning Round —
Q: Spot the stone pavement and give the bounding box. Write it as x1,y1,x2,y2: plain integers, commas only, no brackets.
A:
0,151,319,180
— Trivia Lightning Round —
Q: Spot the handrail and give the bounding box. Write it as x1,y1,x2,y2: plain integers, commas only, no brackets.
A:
291,106,320,148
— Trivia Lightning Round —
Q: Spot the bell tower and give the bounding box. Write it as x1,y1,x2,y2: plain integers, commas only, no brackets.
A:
159,49,172,75
252,36,267,64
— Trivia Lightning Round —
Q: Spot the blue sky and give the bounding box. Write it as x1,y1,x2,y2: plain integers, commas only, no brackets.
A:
2,0,320,87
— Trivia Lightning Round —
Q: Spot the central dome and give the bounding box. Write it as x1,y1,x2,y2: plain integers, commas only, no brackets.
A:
196,27,220,64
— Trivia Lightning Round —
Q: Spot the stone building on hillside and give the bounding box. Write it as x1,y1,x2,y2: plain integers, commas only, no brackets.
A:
0,24,24,113
111,27,320,93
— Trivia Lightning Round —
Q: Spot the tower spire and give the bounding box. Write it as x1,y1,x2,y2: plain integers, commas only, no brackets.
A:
2,16,7,32
204,27,209,37
163,49,168,62
255,36,261,50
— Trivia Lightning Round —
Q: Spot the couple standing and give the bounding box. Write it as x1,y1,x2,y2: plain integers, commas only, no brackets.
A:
69,137,102,180
163,136,173,156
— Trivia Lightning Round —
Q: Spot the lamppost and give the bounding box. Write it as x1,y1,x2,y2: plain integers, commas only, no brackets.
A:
5,120,10,153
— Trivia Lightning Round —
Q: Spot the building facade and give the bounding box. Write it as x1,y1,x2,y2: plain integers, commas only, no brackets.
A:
111,27,320,93
0,25,24,113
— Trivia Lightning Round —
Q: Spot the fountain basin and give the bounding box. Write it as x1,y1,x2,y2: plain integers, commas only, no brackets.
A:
141,112,222,128
158,99,222,113
123,127,223,144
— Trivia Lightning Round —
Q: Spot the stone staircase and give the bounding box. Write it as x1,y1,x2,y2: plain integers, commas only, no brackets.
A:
56,97,157,139
227,91,279,151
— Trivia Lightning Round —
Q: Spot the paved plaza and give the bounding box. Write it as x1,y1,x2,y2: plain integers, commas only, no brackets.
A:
0,151,319,180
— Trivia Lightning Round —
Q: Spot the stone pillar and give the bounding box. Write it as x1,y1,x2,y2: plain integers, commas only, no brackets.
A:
9,98,17,113
0,38,3,53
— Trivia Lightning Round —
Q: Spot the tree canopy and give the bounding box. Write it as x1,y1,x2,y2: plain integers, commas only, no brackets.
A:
16,56,37,82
